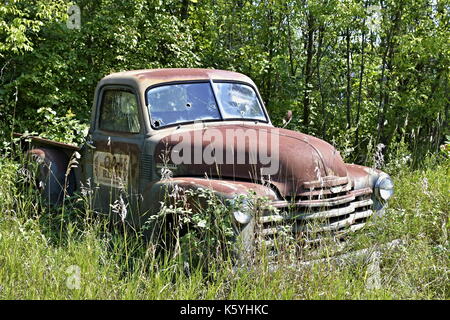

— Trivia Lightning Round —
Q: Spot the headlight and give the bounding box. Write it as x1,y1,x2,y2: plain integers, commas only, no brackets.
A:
231,199,252,225
375,175,394,201
233,210,252,225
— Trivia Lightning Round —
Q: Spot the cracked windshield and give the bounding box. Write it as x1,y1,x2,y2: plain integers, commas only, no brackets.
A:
147,82,266,128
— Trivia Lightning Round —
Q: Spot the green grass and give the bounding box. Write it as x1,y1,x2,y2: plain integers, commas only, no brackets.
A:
0,156,448,299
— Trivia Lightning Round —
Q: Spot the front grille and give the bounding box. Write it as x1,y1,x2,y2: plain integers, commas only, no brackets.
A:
256,176,373,248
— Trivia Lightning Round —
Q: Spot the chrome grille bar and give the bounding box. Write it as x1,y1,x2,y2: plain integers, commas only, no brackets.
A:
256,181,374,247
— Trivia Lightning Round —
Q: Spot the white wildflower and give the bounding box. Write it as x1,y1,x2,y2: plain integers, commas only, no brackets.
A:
110,195,128,223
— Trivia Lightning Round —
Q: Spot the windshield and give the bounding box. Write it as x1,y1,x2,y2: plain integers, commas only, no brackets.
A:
213,82,266,121
147,82,221,128
147,81,266,128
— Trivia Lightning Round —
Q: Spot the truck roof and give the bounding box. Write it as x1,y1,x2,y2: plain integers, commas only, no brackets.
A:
101,68,256,88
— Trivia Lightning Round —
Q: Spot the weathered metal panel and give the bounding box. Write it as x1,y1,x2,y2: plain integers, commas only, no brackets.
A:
152,124,349,198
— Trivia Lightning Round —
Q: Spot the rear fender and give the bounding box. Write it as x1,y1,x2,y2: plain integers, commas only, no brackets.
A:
26,147,75,204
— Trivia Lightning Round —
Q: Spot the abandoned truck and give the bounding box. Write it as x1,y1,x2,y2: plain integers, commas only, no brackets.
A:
18,68,394,251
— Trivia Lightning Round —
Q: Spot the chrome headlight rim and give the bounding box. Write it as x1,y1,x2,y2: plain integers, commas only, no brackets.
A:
375,174,394,201
230,198,252,225
233,209,252,225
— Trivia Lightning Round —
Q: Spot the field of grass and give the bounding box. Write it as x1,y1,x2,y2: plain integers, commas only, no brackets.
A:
0,154,448,300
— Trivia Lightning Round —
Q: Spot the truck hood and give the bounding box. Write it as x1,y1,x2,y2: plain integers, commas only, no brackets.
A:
154,124,348,197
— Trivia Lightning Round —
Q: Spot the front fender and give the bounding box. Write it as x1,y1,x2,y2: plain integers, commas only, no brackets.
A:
136,177,278,240
345,164,383,190
138,177,277,223
345,164,391,214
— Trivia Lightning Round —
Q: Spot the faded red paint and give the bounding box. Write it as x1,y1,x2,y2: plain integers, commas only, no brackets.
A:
104,68,257,88
153,123,348,197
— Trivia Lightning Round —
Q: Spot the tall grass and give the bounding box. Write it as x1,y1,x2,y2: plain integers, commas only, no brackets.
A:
0,152,448,299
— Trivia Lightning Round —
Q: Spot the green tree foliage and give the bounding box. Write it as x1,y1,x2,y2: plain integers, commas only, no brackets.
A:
0,0,199,143
0,0,448,163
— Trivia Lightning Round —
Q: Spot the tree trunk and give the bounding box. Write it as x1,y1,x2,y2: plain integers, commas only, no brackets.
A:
377,3,403,144
316,24,326,138
180,0,189,20
346,27,352,129
355,19,366,150
303,12,314,130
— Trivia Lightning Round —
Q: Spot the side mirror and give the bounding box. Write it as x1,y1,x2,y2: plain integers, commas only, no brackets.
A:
282,110,293,128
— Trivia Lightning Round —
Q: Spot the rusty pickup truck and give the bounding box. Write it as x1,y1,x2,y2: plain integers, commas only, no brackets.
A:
18,68,394,251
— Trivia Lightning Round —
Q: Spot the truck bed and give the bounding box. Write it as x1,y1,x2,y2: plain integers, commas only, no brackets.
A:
13,133,80,151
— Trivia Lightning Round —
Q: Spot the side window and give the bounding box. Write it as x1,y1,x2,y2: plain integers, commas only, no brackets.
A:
99,89,140,133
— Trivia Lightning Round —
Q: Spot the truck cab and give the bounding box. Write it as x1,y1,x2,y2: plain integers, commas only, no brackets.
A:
22,68,394,248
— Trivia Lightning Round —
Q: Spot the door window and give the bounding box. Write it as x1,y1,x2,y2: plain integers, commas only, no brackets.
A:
99,89,140,133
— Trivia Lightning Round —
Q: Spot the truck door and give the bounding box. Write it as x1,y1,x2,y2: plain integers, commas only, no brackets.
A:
87,86,145,227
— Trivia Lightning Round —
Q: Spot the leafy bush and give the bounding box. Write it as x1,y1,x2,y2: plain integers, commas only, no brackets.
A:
33,107,89,145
